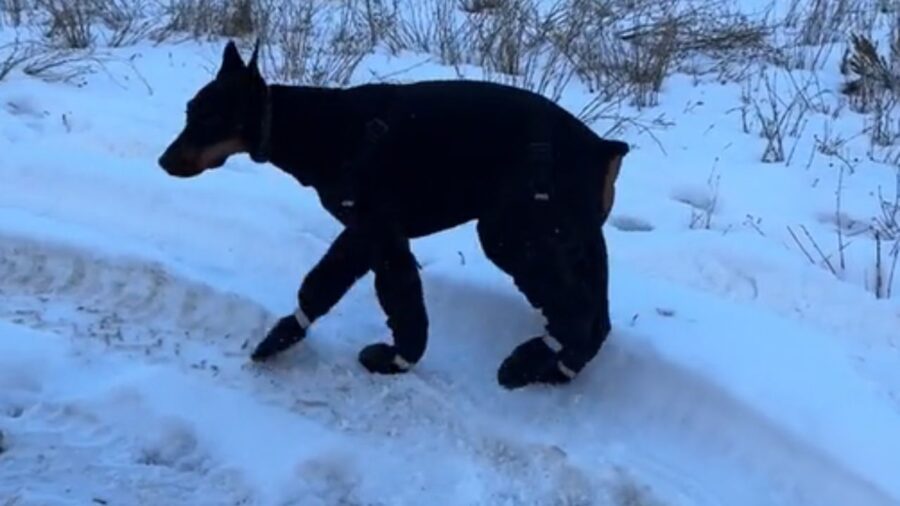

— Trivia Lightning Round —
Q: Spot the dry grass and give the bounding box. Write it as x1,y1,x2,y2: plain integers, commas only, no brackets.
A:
0,38,32,79
841,31,900,106
161,0,256,39
0,0,31,27
0,0,773,106
871,173,900,298
0,0,891,116
779,0,877,71
254,0,370,86
838,25,900,161
740,66,819,165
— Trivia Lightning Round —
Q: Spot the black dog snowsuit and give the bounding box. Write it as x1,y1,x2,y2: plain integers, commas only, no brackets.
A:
248,79,629,389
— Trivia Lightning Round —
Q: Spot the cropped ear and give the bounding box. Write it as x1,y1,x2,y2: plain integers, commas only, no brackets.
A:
247,38,260,72
246,38,265,82
218,40,245,78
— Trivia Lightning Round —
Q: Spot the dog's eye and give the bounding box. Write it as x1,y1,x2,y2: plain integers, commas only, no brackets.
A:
185,100,215,120
198,114,223,126
186,107,221,126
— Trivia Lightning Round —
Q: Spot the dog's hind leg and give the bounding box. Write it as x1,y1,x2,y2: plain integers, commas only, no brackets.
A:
547,229,612,373
477,202,611,389
357,231,428,375
251,228,373,361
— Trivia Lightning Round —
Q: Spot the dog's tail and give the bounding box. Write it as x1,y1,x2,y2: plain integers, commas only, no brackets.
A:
596,138,630,223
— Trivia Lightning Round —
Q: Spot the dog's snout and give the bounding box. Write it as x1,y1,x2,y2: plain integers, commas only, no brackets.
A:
157,144,190,177
158,139,179,169
158,151,172,171
156,137,206,178
158,135,193,176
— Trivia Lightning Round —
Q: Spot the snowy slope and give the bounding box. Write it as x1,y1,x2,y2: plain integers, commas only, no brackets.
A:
1,26,900,506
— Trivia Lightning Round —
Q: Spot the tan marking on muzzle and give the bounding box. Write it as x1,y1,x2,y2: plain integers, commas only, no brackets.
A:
197,137,247,169
600,155,623,223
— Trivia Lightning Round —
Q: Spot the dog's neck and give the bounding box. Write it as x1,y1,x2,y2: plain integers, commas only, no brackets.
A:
248,84,272,164
256,84,352,185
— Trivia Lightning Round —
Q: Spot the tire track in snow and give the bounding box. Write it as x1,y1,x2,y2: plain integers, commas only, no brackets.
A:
0,398,255,506
0,231,894,506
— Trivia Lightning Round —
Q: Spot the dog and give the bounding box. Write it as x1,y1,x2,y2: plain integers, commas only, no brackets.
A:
158,40,630,389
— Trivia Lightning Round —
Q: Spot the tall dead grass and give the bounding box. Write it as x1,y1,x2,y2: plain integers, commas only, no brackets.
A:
106,0,767,105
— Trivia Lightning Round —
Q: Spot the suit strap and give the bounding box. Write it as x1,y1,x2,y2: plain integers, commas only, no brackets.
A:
528,140,553,202
339,117,391,213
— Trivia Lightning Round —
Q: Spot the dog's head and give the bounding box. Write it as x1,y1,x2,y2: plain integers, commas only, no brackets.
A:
158,40,268,178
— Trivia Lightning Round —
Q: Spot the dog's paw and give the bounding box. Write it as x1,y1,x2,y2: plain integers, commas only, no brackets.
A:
497,336,574,389
251,314,307,362
358,343,414,375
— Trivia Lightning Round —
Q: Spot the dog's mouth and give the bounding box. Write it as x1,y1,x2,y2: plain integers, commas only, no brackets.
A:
158,153,207,178
158,137,245,178
193,138,245,171
171,164,207,178
159,156,226,178
206,156,228,169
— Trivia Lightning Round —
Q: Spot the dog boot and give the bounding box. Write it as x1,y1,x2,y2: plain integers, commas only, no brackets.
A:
358,343,415,374
251,314,307,361
497,336,574,389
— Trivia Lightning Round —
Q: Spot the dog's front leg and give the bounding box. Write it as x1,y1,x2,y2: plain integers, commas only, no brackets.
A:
251,228,373,361
358,232,428,375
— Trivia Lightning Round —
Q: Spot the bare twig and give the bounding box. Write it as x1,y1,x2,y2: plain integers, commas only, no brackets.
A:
875,230,884,297
0,37,33,80
888,239,899,298
801,224,838,275
836,164,846,270
788,225,818,266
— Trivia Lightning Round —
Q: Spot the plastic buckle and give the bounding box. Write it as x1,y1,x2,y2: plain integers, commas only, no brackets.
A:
365,118,390,141
529,141,552,202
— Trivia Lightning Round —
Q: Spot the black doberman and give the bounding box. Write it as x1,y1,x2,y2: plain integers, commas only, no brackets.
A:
158,40,630,389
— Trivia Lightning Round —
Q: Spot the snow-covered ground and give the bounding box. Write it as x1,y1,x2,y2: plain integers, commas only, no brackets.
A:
2,9,900,506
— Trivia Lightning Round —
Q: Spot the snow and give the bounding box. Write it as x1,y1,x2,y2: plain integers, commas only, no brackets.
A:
2,9,900,506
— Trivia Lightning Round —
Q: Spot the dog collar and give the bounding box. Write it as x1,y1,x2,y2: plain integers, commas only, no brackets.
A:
251,85,272,163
